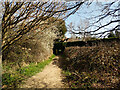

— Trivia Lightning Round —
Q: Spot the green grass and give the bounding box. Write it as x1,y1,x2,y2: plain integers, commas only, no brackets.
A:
2,54,55,88
18,54,55,77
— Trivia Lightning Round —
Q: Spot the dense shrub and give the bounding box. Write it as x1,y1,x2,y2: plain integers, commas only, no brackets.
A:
66,41,86,47
2,17,67,66
59,39,120,88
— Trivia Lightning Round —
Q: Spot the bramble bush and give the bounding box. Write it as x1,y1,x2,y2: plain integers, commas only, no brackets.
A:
59,39,120,89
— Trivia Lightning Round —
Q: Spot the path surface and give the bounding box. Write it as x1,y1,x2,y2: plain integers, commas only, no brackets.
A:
20,56,67,88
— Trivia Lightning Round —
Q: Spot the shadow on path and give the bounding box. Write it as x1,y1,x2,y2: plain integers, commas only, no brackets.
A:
19,56,68,88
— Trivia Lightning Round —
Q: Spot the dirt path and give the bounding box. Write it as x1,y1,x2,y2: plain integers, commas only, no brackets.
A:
20,56,68,88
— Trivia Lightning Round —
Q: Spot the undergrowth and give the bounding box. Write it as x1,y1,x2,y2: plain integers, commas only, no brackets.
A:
2,54,55,88
59,40,120,89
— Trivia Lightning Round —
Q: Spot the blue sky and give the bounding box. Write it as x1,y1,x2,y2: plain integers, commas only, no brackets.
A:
65,1,119,38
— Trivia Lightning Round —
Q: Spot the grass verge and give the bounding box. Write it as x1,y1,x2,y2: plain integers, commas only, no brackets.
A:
2,54,55,88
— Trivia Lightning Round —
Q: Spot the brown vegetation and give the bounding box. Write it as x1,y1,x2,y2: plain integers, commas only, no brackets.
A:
59,40,120,88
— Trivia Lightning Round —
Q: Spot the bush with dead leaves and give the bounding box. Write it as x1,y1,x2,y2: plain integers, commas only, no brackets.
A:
60,39,120,88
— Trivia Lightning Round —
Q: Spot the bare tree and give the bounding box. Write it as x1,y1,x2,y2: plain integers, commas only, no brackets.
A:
4,0,119,53
67,0,120,38
67,19,90,41
85,0,120,38
1,1,86,53
67,22,76,38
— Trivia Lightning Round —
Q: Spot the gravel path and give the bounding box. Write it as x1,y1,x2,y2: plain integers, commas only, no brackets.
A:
20,56,67,88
